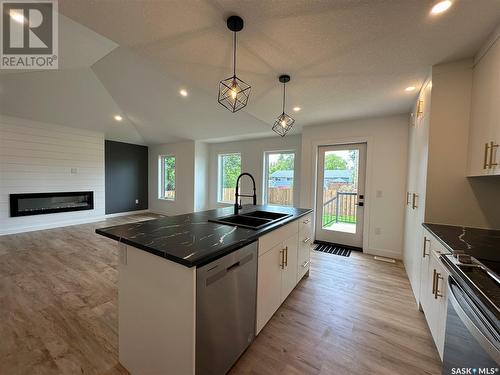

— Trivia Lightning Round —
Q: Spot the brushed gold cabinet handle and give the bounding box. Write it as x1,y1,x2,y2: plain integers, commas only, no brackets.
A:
489,141,499,168
434,272,443,299
302,260,310,268
406,192,411,206
412,193,418,209
284,246,288,267
303,219,311,224
280,249,285,269
303,237,311,244
484,142,490,169
423,237,430,258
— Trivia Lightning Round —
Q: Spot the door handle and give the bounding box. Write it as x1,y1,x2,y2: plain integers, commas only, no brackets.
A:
434,272,443,299
422,236,430,258
412,193,418,209
489,141,498,168
432,269,437,294
484,142,490,169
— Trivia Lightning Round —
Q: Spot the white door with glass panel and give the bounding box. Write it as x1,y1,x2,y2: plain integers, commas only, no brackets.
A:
315,143,366,248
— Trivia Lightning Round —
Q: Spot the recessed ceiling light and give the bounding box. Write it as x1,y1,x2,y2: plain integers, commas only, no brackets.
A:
405,86,416,92
293,107,301,112
179,89,188,97
9,10,25,24
431,1,452,15
114,115,123,121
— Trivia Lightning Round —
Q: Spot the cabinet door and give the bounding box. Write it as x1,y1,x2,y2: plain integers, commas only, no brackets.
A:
468,39,500,176
429,251,448,359
419,233,433,314
256,242,283,334
297,225,313,282
281,233,299,303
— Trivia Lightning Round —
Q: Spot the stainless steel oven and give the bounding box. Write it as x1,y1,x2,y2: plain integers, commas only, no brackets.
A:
442,276,500,374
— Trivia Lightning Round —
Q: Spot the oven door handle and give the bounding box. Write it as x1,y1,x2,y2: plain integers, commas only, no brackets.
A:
447,277,500,363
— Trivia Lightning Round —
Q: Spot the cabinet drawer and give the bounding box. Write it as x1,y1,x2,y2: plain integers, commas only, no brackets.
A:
299,213,313,234
258,221,298,257
297,239,311,281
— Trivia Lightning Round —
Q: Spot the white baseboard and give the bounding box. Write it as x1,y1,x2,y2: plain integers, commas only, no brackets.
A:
0,210,152,236
364,247,402,260
104,209,151,218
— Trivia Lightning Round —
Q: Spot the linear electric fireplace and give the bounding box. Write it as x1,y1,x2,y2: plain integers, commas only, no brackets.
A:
10,191,94,217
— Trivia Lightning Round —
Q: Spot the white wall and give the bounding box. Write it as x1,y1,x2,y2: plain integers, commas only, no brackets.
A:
194,141,209,212
148,141,196,215
0,116,105,234
207,135,302,209
300,114,409,259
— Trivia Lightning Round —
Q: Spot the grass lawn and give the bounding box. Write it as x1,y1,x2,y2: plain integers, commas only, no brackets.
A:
322,214,357,226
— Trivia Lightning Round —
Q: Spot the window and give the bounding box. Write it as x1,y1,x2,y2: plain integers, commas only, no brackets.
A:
159,155,175,200
264,151,295,206
218,153,241,203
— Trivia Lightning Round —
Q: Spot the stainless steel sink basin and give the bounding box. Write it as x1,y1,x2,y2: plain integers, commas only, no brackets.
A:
209,210,292,230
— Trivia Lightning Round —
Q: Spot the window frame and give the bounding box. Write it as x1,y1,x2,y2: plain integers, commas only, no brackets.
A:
158,154,176,201
263,150,296,207
217,152,242,204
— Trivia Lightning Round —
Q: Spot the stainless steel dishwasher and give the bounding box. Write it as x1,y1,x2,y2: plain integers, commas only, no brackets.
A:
196,241,258,375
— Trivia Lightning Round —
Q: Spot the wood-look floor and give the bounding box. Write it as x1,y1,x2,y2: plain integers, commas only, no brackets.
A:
0,215,442,375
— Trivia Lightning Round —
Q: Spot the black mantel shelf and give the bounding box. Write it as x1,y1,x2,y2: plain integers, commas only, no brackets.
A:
96,205,312,268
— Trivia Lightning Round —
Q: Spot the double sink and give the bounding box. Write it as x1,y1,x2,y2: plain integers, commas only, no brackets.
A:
209,210,292,230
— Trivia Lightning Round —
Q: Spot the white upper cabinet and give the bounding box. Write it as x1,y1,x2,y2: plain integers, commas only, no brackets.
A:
467,38,500,176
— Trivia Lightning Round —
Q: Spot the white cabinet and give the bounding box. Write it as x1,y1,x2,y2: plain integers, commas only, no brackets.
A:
297,213,313,281
467,38,500,176
256,214,312,334
281,233,299,303
403,80,431,305
418,232,449,360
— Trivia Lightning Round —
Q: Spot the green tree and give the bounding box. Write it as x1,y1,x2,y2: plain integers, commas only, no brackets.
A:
222,154,241,188
269,153,294,174
164,156,175,190
324,154,347,170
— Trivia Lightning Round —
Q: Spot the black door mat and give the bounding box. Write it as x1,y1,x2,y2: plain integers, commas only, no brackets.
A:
314,243,351,257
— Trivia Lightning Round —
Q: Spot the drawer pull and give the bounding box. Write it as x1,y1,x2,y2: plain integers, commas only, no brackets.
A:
302,260,310,268
484,142,490,169
303,237,311,244
434,272,443,299
489,141,499,168
303,219,311,224
422,236,430,258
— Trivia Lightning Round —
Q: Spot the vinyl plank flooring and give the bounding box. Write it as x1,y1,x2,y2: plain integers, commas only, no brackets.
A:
0,216,442,375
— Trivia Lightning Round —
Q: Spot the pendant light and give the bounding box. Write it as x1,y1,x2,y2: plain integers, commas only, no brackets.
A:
218,15,251,113
272,74,295,137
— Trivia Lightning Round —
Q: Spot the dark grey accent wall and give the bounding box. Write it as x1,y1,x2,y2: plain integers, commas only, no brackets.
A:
105,140,148,214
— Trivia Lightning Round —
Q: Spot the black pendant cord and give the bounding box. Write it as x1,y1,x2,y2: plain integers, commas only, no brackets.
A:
282,82,286,114
233,32,236,77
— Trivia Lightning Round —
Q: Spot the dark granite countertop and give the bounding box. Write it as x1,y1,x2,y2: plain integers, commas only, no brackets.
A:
96,205,313,268
422,223,500,273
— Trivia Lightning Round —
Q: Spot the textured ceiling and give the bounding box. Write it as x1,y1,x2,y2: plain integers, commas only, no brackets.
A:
1,0,499,144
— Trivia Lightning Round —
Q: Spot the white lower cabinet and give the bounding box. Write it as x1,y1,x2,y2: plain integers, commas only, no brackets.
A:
256,213,312,334
419,230,449,360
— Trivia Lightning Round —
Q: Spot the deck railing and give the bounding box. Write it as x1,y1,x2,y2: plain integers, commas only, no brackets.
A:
322,192,357,227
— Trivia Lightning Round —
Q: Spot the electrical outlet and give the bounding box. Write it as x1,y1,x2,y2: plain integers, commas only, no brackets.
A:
375,227,382,235
135,199,139,204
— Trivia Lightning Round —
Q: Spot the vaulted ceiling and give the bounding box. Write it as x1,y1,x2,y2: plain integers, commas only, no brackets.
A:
1,0,499,144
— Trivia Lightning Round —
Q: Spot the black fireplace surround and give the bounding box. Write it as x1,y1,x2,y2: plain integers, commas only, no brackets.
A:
10,191,94,217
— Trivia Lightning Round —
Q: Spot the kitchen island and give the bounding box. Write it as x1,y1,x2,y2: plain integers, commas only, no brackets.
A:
96,205,313,375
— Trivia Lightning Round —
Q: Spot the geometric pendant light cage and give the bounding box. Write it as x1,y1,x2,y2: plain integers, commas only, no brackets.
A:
218,16,251,113
272,74,295,137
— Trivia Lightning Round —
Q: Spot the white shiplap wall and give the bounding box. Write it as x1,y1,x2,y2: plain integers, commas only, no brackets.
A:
0,116,105,234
